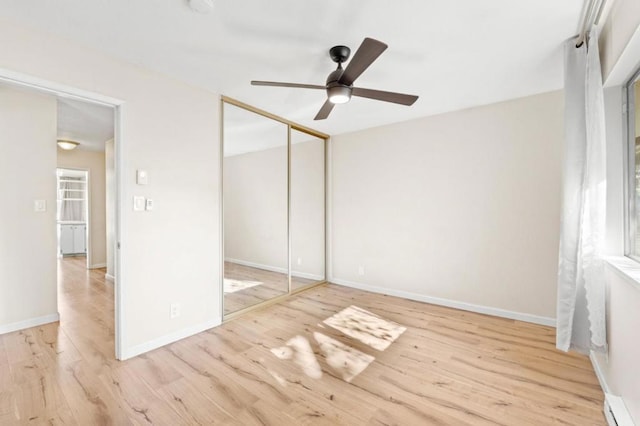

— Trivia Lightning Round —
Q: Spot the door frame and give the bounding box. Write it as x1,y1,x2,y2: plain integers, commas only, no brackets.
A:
0,68,126,360
55,167,90,264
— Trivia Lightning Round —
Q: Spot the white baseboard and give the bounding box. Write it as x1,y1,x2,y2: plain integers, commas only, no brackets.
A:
89,263,107,269
330,278,556,327
291,270,325,281
604,393,635,426
105,273,115,282
225,257,324,281
588,352,636,426
590,351,611,393
120,317,222,360
0,313,60,335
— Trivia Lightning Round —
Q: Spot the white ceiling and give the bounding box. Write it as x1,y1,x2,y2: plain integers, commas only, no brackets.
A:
2,0,583,136
0,80,114,151
57,97,114,151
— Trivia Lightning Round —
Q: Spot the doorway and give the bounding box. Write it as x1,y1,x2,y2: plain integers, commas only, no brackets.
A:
56,168,89,263
54,94,118,359
0,73,124,359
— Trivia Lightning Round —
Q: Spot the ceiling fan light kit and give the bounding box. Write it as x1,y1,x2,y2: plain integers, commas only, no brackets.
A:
251,37,419,120
328,85,351,104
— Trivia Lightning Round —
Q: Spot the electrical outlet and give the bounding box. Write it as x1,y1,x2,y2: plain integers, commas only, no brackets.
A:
297,257,302,266
358,265,365,276
170,303,181,319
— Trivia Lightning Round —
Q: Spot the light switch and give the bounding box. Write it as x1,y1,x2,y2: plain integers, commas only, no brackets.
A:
145,199,154,211
136,169,148,185
34,200,46,212
133,196,145,212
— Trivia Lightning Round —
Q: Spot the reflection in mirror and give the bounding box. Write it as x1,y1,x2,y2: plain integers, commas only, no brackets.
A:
223,103,288,314
291,129,326,291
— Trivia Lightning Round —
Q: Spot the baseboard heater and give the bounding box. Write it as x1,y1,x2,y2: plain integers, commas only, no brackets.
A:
604,393,635,426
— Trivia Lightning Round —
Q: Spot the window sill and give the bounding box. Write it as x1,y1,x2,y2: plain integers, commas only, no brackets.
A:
605,256,640,292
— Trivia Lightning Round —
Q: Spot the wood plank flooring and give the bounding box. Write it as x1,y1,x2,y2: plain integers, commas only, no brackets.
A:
224,261,320,314
0,256,605,425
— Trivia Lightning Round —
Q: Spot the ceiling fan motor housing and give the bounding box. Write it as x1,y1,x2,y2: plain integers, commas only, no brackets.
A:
329,45,351,64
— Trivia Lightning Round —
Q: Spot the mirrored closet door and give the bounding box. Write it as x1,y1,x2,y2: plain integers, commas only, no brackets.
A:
222,98,327,317
291,129,325,290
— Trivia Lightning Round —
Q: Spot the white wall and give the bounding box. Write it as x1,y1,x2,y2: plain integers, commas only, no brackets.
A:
331,90,564,322
57,147,107,268
0,18,220,358
105,139,115,279
0,85,58,333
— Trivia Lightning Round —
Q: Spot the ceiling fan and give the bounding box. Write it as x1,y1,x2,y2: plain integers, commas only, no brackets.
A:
251,37,419,120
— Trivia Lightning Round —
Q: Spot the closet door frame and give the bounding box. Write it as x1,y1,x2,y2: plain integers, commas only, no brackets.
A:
220,96,329,321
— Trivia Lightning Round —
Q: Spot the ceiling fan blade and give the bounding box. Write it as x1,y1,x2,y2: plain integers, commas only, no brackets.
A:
338,38,388,86
314,99,335,120
251,80,326,90
352,87,418,106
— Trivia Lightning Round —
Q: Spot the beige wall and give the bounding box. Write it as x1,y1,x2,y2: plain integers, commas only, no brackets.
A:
0,18,220,358
599,0,640,81
223,139,325,279
331,90,564,321
0,86,58,331
57,148,107,268
593,5,640,416
291,137,325,279
593,267,640,423
224,145,288,271
606,269,640,424
596,83,640,423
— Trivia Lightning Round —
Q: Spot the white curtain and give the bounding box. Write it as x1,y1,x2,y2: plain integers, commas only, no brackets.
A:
557,29,607,353
58,177,86,222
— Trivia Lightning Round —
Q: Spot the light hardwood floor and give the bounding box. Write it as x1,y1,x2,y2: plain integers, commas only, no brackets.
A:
0,256,605,425
224,262,320,314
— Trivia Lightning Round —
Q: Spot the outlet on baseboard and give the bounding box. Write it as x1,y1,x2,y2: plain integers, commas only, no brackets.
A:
170,303,181,319
297,257,303,266
358,265,365,276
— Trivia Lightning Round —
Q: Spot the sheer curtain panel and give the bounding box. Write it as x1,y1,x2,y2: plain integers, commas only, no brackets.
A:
556,30,607,353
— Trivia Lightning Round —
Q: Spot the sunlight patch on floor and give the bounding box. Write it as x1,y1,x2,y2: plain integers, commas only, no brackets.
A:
223,278,262,293
268,306,405,385
314,332,375,383
323,305,406,351
271,335,323,379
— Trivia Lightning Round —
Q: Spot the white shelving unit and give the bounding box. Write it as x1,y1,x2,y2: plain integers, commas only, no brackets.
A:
56,171,88,256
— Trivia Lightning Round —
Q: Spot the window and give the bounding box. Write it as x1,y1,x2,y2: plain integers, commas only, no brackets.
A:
626,74,640,259
56,169,88,223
